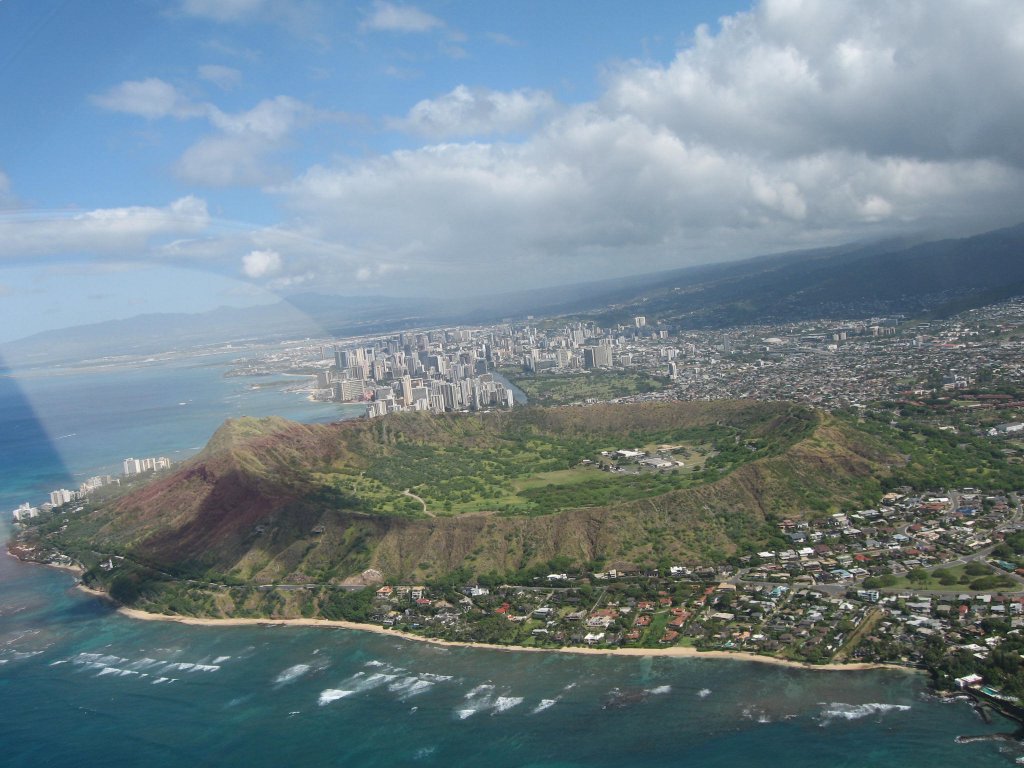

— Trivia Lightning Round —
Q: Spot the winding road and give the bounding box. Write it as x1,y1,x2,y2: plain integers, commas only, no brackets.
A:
403,489,434,517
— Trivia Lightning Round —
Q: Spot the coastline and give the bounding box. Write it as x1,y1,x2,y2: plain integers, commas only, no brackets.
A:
4,547,85,576
74,583,915,673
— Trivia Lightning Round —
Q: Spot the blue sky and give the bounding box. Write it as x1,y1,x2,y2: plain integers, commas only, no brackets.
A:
2,1,1024,342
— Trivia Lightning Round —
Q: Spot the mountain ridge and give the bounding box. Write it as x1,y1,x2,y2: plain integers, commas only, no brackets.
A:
33,402,898,595
4,223,1023,366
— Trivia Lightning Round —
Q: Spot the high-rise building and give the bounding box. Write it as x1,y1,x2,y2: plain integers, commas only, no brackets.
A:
50,489,74,506
335,379,367,402
584,345,612,369
123,456,170,476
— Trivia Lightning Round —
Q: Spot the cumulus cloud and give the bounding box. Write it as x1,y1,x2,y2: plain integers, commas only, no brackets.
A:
177,96,313,185
268,0,1024,293
207,95,309,139
94,76,318,187
361,1,443,33
603,0,1024,166
57,1,1024,296
198,64,242,90
241,249,282,278
91,78,203,120
0,197,211,259
395,86,556,139
282,106,1017,292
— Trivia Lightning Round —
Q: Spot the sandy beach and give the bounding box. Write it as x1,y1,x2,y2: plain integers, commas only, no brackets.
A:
74,584,914,673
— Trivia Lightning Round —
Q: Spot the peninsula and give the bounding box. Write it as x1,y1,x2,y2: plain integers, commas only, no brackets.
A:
11,367,1024,707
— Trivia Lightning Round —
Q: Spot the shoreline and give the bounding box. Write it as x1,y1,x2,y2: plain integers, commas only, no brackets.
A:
4,547,85,577
73,583,915,673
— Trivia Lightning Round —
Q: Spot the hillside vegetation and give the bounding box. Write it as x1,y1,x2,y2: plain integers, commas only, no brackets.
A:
32,402,899,602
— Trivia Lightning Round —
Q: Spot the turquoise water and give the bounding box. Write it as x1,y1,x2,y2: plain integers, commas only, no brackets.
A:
0,353,1021,766
0,352,365,508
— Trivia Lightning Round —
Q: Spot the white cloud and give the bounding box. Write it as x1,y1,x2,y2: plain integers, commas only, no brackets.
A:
858,194,893,222
207,95,309,139
602,0,1024,166
0,197,211,259
486,32,521,47
63,1,1024,297
177,96,313,185
749,173,807,221
263,0,1024,294
241,249,282,278
0,170,13,207
179,0,266,22
198,64,242,90
361,1,443,33
91,78,202,120
178,135,281,187
396,86,556,139
179,0,326,39
94,76,318,187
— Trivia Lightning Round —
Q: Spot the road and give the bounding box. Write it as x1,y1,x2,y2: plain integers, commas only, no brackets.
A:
402,489,434,517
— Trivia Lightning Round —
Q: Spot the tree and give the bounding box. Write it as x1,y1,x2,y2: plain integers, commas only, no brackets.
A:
970,575,1001,591
322,587,374,622
907,568,930,584
863,573,897,589
109,573,142,604
992,543,1015,560
965,561,992,577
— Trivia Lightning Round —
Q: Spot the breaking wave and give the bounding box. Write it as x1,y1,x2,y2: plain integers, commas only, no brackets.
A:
532,699,557,714
318,689,355,706
274,664,312,685
161,662,219,673
819,702,911,726
491,696,524,714
740,706,772,724
455,684,523,718
62,652,220,681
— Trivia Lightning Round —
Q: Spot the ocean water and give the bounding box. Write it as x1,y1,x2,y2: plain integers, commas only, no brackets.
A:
0,353,1021,766
0,351,365,508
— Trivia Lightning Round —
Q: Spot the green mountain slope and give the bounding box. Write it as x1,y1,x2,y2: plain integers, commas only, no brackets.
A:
39,402,898,592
